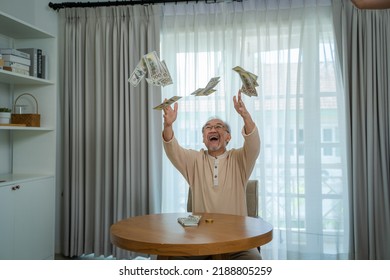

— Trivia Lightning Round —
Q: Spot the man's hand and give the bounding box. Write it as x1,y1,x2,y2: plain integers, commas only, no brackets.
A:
233,90,255,134
162,101,178,141
233,90,250,117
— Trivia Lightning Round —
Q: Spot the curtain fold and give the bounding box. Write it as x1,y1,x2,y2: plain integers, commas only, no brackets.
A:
161,0,349,259
332,0,390,260
59,5,162,259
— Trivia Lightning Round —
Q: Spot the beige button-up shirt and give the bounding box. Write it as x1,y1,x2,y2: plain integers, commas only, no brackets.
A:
163,126,260,216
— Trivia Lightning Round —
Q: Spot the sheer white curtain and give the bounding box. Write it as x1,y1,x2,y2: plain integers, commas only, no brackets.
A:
160,0,349,260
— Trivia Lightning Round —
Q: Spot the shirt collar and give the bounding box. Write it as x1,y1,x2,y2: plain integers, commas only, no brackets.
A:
207,150,228,159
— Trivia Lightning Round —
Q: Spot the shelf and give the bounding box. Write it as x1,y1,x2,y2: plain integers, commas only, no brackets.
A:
0,9,56,261
0,69,53,85
0,173,53,187
0,125,54,131
0,11,54,39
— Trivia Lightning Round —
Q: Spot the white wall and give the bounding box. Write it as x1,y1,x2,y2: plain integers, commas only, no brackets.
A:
1,0,58,35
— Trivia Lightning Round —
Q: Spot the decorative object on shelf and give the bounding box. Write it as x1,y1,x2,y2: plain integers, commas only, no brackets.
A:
0,107,12,124
11,93,40,127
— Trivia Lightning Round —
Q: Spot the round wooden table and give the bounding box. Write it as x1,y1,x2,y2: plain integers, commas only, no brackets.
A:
110,212,273,259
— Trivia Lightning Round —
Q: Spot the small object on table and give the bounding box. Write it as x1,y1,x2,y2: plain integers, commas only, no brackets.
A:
177,215,202,227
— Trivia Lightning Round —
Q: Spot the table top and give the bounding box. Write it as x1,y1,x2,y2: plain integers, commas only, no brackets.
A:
110,212,273,257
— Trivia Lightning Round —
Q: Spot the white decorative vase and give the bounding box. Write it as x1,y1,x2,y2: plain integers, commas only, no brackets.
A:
0,112,11,124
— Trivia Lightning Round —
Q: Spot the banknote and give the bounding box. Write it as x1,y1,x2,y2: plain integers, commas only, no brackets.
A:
191,77,220,96
128,58,147,87
129,51,173,87
143,52,173,87
145,77,162,86
204,77,220,91
160,60,173,86
233,66,259,96
233,66,258,83
144,51,163,81
153,96,182,110
191,88,216,96
239,73,258,96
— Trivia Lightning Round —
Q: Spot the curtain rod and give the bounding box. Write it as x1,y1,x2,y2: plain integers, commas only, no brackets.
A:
48,0,241,11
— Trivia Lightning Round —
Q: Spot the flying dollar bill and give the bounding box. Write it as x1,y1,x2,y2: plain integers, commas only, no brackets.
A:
160,60,173,86
233,66,259,97
128,58,147,87
143,51,163,81
190,77,220,96
153,96,182,110
129,51,173,87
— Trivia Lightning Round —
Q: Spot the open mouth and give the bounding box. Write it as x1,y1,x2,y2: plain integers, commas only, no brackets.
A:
208,134,220,143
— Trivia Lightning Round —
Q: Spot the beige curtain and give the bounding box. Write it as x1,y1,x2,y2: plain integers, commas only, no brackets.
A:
332,0,390,259
59,5,162,259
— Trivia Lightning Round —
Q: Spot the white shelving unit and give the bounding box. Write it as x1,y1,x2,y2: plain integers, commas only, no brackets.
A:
0,10,56,260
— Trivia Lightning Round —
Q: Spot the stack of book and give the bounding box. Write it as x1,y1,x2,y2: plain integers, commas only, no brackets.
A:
0,48,46,78
0,48,31,76
17,48,44,78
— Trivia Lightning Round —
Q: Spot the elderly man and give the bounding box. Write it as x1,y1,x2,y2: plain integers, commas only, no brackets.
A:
162,90,261,260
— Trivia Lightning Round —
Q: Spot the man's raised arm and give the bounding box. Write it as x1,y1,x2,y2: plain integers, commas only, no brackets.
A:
162,102,178,141
233,90,256,134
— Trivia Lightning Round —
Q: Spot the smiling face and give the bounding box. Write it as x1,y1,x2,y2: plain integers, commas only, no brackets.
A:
202,119,231,156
